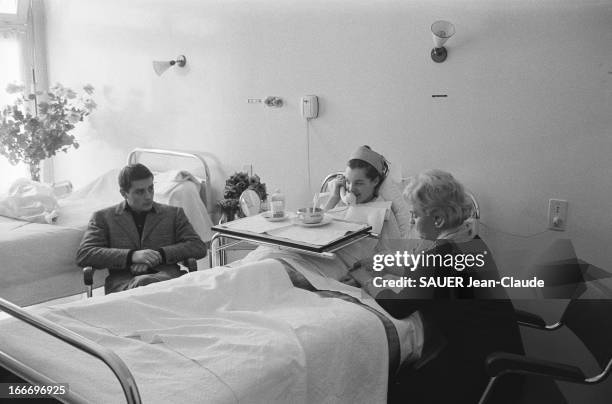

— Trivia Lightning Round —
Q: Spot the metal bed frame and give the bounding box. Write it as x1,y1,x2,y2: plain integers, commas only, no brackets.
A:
0,296,141,403
127,148,212,208
127,148,210,185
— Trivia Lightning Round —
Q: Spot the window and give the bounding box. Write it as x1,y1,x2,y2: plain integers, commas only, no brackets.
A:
0,0,27,22
0,0,18,14
0,0,29,192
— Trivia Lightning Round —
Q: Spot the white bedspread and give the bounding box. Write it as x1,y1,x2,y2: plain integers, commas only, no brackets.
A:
0,259,397,403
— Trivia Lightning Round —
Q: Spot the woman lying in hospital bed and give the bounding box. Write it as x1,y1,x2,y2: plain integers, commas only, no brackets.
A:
239,145,422,365
242,145,409,282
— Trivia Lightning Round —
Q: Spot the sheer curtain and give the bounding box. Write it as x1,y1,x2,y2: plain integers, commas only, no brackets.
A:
0,32,28,193
1,0,30,193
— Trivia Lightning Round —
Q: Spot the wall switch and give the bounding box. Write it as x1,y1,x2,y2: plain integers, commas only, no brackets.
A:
548,199,568,231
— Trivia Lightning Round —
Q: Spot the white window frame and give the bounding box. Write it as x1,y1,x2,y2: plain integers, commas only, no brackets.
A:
1,0,51,183
0,0,28,25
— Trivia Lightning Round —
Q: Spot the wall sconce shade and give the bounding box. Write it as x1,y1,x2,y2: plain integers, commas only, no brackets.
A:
152,55,187,76
431,21,455,63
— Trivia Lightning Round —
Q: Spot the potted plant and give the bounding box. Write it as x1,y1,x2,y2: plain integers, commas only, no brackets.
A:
217,172,267,222
0,83,96,181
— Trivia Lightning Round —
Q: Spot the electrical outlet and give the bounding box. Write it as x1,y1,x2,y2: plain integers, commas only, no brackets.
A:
548,199,568,231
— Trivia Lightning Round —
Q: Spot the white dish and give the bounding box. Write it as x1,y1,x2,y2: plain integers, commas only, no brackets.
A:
260,211,289,222
292,214,333,227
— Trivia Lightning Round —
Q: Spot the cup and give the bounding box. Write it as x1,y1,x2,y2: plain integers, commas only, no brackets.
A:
297,207,324,224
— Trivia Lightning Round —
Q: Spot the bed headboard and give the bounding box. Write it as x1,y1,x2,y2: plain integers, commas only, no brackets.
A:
127,148,212,209
127,148,210,184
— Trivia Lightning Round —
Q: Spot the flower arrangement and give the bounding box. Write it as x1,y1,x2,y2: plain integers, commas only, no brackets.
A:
0,83,96,181
218,172,267,220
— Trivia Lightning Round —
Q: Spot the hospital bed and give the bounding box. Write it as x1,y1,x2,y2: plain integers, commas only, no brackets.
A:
0,257,420,403
0,169,426,404
0,168,482,403
0,148,214,306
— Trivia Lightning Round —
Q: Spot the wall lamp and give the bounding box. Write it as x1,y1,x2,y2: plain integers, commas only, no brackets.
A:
152,55,187,76
431,21,455,63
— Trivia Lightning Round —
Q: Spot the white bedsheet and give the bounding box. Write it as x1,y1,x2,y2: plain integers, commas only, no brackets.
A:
240,247,423,364
0,259,403,403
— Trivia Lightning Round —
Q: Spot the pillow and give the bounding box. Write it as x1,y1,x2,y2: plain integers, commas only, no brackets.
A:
378,178,412,238
154,170,202,196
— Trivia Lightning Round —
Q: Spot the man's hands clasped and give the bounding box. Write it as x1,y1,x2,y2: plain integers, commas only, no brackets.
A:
131,249,162,275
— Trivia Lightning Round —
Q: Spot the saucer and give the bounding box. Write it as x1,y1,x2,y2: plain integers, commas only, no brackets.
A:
260,211,289,222
292,214,333,227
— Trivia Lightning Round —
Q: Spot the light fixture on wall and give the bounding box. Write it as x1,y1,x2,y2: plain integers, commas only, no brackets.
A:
431,21,455,63
152,55,187,76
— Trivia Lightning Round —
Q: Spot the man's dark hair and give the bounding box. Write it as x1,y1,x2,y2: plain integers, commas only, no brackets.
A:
118,163,154,193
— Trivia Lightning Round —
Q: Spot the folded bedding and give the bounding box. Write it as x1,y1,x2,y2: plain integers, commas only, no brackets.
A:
0,179,59,224
0,258,416,403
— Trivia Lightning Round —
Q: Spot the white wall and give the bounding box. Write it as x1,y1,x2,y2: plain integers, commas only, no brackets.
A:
43,1,612,401
45,0,612,270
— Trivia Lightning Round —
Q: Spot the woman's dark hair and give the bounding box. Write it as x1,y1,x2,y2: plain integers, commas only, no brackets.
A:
118,163,153,193
347,145,389,196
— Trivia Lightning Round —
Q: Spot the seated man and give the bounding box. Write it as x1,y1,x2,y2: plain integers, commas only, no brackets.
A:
76,163,207,294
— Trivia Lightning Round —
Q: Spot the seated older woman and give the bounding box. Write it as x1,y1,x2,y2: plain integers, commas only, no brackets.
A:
350,169,524,404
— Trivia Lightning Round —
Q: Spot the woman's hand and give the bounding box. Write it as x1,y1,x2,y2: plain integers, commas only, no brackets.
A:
324,175,346,211
331,174,346,198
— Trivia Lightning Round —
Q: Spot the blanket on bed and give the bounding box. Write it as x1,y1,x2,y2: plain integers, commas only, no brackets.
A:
0,179,59,224
0,259,394,403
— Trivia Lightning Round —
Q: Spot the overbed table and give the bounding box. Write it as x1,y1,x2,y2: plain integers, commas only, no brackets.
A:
209,213,372,267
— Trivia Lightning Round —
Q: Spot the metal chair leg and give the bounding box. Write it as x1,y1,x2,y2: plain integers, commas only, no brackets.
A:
478,377,497,404
210,233,225,267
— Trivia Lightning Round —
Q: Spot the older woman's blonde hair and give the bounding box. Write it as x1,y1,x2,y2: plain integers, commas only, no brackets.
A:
403,169,473,229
